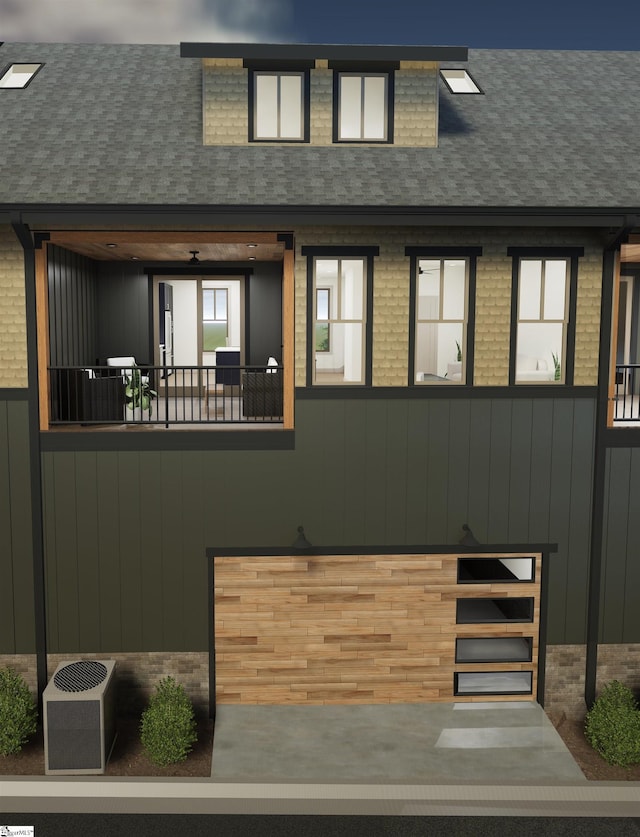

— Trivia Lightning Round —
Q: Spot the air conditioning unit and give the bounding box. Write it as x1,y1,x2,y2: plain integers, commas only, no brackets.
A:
43,659,117,775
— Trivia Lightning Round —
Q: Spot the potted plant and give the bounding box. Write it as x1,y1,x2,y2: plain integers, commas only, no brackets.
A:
125,366,157,421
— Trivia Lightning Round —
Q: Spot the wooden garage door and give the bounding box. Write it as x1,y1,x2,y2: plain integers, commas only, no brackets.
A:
214,552,541,704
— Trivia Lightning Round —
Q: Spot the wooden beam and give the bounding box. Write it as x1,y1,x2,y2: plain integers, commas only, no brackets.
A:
35,245,50,431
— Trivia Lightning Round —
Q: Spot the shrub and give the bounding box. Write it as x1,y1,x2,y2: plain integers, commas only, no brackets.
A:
0,667,38,756
140,676,197,766
585,680,640,767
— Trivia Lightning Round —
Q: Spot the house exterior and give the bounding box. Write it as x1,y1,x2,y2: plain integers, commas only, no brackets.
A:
1,40,639,719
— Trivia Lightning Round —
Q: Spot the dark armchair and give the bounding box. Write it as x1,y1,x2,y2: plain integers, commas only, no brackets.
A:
242,369,283,418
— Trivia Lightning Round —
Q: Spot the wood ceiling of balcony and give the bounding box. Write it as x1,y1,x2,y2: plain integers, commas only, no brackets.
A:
44,231,285,262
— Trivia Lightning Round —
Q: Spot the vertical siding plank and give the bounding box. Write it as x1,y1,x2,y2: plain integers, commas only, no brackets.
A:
385,399,409,543
52,450,80,652
160,451,184,652
466,399,492,543
564,400,595,643
117,451,143,650
74,451,101,651
405,399,429,543
41,453,59,653
446,398,471,542
180,451,208,650
317,400,347,544
602,448,631,643
622,449,640,641
6,402,34,652
363,400,389,546
546,400,576,644
139,451,165,650
425,400,451,543
0,403,15,652
343,399,368,544
95,452,122,650
528,399,554,541
507,399,533,542
487,400,512,542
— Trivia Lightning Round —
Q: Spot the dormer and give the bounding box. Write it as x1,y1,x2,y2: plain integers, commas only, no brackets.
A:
180,42,468,148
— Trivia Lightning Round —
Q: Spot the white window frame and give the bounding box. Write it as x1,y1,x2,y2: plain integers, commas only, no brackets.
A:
252,71,305,141
515,258,570,384
312,257,367,385
414,258,469,385
337,72,389,142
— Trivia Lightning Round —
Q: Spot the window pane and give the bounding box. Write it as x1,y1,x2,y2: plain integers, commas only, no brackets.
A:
279,74,302,138
315,322,363,384
516,322,563,382
340,259,364,319
519,260,542,319
255,74,278,138
215,289,227,320
363,75,386,139
316,288,330,320
203,289,215,319
543,260,567,320
315,323,330,352
340,76,362,139
203,322,227,352
415,322,463,381
442,260,466,320
418,261,440,319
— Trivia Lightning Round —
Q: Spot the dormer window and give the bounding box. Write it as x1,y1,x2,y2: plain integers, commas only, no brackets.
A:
0,63,43,89
440,69,482,94
335,72,392,142
250,70,309,142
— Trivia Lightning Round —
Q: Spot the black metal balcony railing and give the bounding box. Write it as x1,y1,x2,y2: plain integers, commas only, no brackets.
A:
614,364,640,422
48,365,284,426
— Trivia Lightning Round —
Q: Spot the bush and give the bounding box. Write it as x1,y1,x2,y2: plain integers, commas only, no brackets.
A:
139,676,197,766
0,668,38,756
585,680,640,767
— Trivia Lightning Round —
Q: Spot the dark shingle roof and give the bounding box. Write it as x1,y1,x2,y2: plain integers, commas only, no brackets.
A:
0,41,639,210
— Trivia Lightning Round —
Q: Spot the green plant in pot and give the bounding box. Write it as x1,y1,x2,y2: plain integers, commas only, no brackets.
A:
125,366,157,419
551,352,561,381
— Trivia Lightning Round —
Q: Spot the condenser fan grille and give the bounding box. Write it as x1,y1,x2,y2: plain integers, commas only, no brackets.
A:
53,661,108,692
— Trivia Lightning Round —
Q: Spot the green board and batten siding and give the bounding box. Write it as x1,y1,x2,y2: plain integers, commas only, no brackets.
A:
39,396,597,655
601,447,640,643
0,399,35,653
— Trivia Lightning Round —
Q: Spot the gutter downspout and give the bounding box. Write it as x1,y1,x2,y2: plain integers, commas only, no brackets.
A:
11,217,48,713
585,215,637,708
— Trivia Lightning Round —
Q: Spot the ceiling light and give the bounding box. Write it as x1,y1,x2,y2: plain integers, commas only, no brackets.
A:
106,243,117,248
130,256,139,261
248,256,256,261
247,243,258,248
189,250,200,264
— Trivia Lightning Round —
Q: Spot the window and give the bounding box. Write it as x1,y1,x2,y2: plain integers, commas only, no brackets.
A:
514,259,569,384
440,69,482,94
315,287,331,352
202,287,228,351
414,259,468,384
336,73,390,141
251,71,306,141
0,63,43,88
310,257,369,385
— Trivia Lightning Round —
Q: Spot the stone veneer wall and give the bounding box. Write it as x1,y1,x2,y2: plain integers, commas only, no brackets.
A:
544,644,640,718
0,652,210,719
294,226,603,388
0,225,28,388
